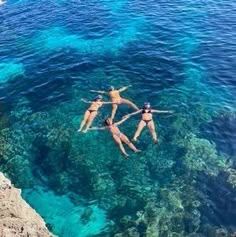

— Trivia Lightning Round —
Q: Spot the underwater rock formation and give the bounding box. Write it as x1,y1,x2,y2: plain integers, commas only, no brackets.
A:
180,133,229,176
0,101,36,188
1,71,235,236
31,19,145,56
227,168,236,188
0,62,25,83
0,172,53,237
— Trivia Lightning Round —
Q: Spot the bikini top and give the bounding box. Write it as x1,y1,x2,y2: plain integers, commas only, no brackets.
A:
142,109,152,114
91,101,102,110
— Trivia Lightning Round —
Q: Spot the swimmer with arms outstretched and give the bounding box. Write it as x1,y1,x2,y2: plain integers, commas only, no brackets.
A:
89,117,141,157
124,102,174,143
78,95,116,133
90,85,139,120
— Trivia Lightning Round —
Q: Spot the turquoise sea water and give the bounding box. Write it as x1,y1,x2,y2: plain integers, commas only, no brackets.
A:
0,0,236,236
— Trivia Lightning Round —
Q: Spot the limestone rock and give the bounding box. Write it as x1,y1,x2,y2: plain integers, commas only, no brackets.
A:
0,172,53,237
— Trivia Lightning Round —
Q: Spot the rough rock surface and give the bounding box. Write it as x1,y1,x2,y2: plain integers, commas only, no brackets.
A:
0,172,53,237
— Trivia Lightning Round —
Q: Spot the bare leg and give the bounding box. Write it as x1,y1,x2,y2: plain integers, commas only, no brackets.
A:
78,110,90,132
120,98,139,110
122,135,141,153
83,112,97,133
148,120,158,143
111,103,118,120
133,120,146,141
113,135,129,157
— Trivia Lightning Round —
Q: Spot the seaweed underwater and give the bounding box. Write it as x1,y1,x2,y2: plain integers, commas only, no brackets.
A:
0,0,236,237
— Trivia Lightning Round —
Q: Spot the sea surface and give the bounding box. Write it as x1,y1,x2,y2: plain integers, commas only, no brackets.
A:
0,0,236,236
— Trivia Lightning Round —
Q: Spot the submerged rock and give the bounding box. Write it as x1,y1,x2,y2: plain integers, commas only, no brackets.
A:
80,207,93,225
0,62,24,83
0,172,53,237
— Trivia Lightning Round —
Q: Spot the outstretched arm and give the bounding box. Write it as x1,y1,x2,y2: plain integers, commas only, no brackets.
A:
102,101,118,105
80,98,92,103
89,126,106,131
123,109,142,118
152,109,174,114
115,116,130,126
118,85,132,92
80,99,115,105
90,89,107,94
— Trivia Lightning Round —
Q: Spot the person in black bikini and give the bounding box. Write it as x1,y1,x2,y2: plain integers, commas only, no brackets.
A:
89,117,141,157
123,102,173,143
78,95,115,133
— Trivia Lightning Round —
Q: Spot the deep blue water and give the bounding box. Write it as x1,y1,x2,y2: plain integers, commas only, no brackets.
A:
0,0,236,236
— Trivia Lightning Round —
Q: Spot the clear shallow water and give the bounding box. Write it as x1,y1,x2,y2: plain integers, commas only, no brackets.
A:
0,0,236,236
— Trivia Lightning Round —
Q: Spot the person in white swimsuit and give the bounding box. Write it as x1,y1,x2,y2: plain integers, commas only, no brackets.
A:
89,117,141,157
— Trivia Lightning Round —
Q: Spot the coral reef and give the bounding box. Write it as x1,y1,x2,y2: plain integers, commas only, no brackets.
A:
180,133,229,176
1,64,235,236
227,168,236,188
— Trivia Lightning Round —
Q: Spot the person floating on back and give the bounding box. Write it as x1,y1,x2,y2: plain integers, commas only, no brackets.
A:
123,102,174,143
90,85,139,120
78,95,116,133
89,117,141,157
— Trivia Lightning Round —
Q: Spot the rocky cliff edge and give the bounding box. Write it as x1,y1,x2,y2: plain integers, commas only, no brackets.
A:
0,172,53,237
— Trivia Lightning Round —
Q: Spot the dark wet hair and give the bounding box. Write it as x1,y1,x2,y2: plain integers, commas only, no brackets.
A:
94,95,103,101
108,86,114,91
143,102,151,109
104,118,112,126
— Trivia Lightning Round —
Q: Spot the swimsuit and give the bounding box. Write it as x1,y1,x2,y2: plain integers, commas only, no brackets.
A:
109,125,124,139
87,102,102,113
142,119,153,125
142,109,153,125
109,125,122,137
114,132,123,138
111,99,121,105
87,109,97,113
113,131,130,143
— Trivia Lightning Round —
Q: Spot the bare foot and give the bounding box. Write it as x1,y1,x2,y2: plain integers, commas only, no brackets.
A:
77,129,82,132
154,139,159,144
132,138,137,142
135,149,141,153
82,130,88,133
123,153,129,158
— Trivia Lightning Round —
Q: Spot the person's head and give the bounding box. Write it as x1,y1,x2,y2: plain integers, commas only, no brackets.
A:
108,86,115,92
104,118,113,126
94,95,103,101
143,102,151,110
